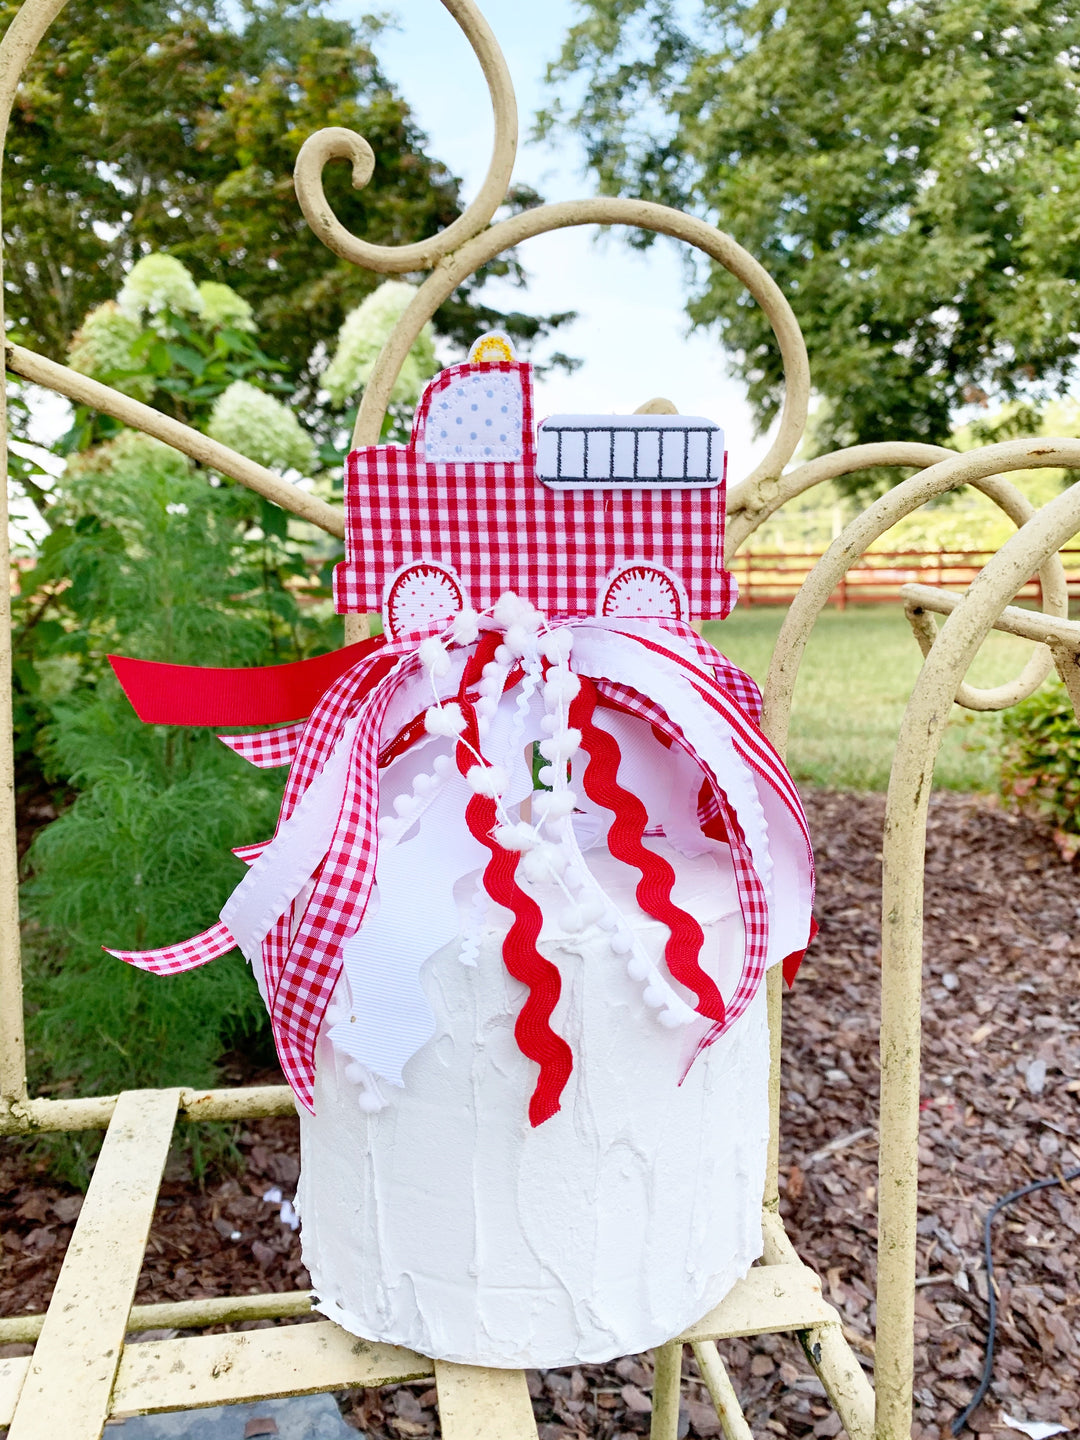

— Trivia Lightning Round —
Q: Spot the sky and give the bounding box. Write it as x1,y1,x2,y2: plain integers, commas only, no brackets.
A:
342,0,774,474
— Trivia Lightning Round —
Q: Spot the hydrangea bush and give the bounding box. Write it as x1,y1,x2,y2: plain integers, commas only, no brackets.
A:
67,303,154,402
197,281,256,333
117,253,204,329
321,280,437,408
17,255,345,1147
209,380,315,474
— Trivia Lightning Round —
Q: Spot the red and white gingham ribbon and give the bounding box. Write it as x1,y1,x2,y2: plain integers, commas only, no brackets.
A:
107,620,811,1116
218,723,305,769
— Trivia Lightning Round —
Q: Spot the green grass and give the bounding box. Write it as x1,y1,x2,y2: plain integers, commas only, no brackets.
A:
701,605,1035,791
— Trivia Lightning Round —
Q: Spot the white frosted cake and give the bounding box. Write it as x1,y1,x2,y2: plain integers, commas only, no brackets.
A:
109,586,814,1374
298,839,769,1368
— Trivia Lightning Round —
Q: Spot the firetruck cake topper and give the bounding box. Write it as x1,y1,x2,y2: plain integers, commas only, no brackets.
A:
107,334,816,1368
333,331,736,623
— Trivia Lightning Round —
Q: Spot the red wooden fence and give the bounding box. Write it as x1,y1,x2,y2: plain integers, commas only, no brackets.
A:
731,547,1080,609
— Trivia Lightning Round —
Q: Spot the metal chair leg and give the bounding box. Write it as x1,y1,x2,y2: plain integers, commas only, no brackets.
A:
651,1340,683,1440
692,1340,754,1440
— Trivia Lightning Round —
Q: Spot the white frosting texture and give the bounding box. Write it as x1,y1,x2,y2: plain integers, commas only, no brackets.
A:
297,839,770,1368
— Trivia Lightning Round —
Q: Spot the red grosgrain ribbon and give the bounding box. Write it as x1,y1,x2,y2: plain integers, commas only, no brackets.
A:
109,636,386,727
570,676,726,1025
455,700,573,1127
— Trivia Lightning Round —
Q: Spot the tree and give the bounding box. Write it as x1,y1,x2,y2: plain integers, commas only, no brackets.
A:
2,0,570,405
541,0,1080,462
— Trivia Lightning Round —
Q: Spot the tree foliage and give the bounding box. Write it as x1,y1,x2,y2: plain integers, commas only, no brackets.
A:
542,0,1080,456
2,0,571,403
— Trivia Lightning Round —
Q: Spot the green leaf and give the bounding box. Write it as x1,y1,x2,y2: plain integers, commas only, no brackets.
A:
259,497,289,540
165,345,207,378
147,341,172,377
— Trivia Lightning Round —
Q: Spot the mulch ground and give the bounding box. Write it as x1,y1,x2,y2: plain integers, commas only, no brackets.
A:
2,788,1078,1440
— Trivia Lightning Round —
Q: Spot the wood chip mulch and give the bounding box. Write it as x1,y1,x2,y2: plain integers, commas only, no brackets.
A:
2,788,1078,1440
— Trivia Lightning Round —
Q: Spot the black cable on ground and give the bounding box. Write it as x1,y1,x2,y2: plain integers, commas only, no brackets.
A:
951,1163,1080,1434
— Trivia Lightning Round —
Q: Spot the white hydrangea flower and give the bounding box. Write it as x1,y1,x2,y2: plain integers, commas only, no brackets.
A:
67,302,153,401
321,280,437,408
117,254,203,327
207,380,315,475
197,281,256,333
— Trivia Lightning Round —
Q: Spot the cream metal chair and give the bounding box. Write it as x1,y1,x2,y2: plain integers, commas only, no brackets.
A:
1,2,1078,1437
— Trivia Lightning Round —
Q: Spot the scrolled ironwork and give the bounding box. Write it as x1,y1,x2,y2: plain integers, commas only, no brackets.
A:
293,0,518,275
747,442,1069,721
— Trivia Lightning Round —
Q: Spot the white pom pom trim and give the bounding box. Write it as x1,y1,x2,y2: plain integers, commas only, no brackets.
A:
418,635,451,676
520,849,550,883
532,789,577,821
451,608,481,645
424,702,466,737
466,763,507,797
493,591,542,631
540,629,573,663
543,667,581,708
626,953,649,981
539,729,582,763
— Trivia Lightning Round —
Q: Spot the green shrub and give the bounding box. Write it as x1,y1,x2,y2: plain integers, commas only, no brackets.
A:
1001,679,1080,861
22,684,283,1094
16,335,323,1106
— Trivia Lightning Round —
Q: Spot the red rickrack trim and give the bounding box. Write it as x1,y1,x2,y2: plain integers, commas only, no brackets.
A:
455,700,573,1127
570,674,726,1026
